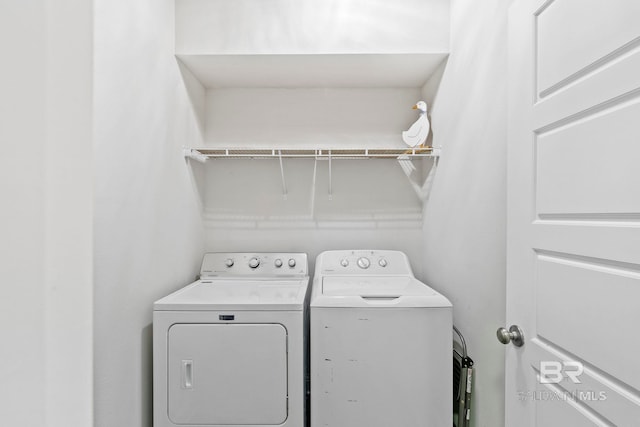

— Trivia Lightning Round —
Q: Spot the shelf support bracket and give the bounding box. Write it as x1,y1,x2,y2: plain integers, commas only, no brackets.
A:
309,158,317,216
328,150,333,200
278,150,288,200
183,148,208,163
397,146,441,202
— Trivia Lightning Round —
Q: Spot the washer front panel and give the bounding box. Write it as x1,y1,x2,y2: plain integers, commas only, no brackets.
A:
311,307,452,427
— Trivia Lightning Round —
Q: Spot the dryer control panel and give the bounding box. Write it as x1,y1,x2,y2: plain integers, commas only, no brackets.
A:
200,252,308,277
316,250,413,276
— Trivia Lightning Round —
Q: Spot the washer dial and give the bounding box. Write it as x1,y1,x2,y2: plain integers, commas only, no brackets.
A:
357,257,371,269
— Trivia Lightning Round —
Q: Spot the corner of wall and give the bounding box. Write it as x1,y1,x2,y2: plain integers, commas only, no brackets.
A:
419,1,509,426
93,0,206,425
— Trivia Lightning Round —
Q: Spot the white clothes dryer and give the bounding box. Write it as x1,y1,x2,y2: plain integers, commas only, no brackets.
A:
310,250,452,427
153,253,309,427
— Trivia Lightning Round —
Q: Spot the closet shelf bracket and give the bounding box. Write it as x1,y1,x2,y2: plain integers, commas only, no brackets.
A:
278,150,288,199
327,150,332,199
183,148,209,163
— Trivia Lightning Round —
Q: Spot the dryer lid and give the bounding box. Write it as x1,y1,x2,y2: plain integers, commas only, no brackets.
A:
154,279,309,311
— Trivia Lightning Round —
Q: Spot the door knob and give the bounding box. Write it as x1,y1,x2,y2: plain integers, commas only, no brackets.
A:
496,325,525,347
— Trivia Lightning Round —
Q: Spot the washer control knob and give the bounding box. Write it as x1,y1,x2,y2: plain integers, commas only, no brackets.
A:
357,257,371,269
274,258,283,268
288,258,296,268
378,258,388,267
225,258,234,268
248,257,260,269
340,258,349,267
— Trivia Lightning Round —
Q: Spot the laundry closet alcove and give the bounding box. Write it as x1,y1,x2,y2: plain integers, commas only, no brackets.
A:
175,0,450,229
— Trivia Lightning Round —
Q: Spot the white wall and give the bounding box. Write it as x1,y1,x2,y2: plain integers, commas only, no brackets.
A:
44,0,94,424
205,88,424,146
176,0,449,54
93,0,205,426
202,86,429,275
203,158,427,275
421,1,508,426
0,2,47,424
0,0,93,425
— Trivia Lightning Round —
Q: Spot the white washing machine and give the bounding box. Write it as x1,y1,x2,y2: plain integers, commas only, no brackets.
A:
310,250,452,427
153,252,309,427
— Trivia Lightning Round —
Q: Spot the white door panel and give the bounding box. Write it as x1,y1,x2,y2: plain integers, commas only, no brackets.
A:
532,224,640,265
530,341,640,427
533,50,640,133
536,0,640,97
534,385,605,427
535,255,640,390
536,100,640,215
506,0,640,425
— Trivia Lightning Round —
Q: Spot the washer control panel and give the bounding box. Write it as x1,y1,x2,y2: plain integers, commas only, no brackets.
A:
319,250,413,276
200,253,308,277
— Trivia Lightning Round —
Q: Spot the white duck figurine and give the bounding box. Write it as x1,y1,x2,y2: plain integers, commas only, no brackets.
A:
402,101,430,147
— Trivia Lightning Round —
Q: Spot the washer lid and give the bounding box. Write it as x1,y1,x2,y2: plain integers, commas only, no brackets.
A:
154,279,309,311
312,276,451,308
322,276,435,297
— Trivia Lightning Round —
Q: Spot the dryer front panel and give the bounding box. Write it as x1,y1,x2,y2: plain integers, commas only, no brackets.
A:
167,323,288,425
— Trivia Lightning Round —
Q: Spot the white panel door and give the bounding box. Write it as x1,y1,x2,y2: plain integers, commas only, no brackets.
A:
167,323,288,425
506,0,640,425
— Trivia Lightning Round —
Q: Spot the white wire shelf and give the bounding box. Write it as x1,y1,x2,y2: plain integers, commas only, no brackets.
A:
183,147,439,162
183,146,440,200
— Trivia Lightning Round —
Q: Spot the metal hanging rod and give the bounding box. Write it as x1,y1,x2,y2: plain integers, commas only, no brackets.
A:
183,147,438,162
